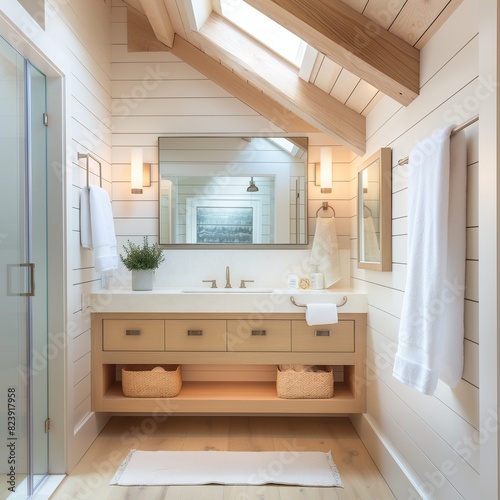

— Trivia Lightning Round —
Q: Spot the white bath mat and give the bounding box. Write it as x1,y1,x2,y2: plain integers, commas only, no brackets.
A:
111,450,343,487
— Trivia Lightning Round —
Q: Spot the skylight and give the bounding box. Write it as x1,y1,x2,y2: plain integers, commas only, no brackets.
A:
219,0,307,68
268,137,300,156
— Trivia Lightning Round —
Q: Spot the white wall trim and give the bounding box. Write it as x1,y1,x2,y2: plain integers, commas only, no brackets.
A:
351,414,422,499
478,0,500,498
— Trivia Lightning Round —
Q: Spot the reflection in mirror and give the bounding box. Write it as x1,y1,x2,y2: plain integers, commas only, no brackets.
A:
158,137,308,247
357,148,392,271
359,161,381,262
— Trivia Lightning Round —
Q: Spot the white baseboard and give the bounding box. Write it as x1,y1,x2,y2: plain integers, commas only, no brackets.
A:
350,413,426,500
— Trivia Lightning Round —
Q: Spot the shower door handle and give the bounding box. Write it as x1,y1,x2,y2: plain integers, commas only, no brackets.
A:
7,263,35,296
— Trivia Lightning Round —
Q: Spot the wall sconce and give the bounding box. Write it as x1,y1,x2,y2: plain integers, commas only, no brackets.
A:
131,148,151,194
315,146,333,194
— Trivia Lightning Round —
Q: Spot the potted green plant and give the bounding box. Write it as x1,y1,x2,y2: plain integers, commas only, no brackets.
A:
120,237,165,291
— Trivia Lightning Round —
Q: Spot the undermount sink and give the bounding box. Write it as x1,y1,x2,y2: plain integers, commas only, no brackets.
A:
182,287,276,294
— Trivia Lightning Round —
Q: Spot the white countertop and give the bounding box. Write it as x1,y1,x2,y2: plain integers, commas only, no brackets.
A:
90,288,367,314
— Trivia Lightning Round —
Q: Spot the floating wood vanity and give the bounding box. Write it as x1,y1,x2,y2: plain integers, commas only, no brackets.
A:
90,290,367,415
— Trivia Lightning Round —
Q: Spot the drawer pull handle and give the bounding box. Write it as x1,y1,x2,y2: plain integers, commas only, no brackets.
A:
251,330,267,336
125,329,141,336
187,330,203,336
314,330,331,337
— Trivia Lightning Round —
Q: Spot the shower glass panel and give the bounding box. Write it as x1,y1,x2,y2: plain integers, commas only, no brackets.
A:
0,36,49,498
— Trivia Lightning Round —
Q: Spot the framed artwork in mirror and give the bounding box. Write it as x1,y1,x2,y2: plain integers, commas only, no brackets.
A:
357,148,392,271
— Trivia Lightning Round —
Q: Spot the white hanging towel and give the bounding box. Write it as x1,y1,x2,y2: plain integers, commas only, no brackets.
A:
80,185,119,274
393,125,467,395
80,187,92,249
310,217,342,287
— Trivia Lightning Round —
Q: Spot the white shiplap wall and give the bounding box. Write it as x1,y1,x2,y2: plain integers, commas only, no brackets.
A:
43,0,113,471
351,1,480,499
110,0,354,292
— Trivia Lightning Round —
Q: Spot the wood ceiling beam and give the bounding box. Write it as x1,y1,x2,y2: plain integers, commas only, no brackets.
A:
245,0,420,106
126,9,318,134
127,6,171,52
199,13,366,154
137,0,174,48
170,35,319,134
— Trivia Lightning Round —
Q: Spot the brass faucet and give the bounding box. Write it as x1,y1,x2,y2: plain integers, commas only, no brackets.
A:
240,279,254,288
202,279,217,288
225,266,232,288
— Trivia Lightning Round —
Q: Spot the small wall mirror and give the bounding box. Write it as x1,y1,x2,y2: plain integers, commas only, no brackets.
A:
357,148,392,271
158,136,308,248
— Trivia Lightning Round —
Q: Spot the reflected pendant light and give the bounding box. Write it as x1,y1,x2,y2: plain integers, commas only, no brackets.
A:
247,177,259,192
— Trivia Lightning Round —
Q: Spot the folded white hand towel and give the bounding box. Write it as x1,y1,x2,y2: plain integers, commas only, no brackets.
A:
305,303,338,326
310,217,341,287
84,185,119,274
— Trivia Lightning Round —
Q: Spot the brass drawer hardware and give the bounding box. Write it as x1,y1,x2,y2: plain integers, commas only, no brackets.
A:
314,330,331,337
251,330,267,336
125,329,141,336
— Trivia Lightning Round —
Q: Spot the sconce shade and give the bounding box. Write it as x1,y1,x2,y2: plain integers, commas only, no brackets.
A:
320,147,332,194
131,148,143,194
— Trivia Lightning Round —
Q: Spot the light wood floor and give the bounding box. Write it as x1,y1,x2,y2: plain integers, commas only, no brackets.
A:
51,416,395,499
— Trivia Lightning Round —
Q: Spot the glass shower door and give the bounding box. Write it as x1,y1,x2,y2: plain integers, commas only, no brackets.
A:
0,36,49,498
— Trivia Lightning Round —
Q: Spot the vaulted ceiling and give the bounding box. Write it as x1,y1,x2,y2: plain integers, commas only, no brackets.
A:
123,0,461,155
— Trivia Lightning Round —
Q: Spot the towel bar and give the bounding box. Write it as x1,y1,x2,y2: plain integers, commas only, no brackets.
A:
78,152,102,188
290,296,348,308
397,114,478,166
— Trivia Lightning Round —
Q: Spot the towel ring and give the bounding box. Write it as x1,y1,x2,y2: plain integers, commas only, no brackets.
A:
315,202,335,217
290,296,348,308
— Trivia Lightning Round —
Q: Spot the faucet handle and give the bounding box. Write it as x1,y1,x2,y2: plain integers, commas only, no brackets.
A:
202,279,218,288
240,279,254,289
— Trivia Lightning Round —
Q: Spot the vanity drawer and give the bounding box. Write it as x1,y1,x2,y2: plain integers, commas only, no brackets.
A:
291,320,354,352
102,319,164,351
227,320,291,351
165,320,226,351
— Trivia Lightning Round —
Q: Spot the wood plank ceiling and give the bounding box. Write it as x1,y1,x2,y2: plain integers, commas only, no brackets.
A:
123,0,462,155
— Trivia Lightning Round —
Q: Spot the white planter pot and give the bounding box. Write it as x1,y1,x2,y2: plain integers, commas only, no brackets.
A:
131,269,154,291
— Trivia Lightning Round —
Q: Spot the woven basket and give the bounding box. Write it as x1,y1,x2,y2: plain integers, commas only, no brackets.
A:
122,365,182,398
276,366,334,399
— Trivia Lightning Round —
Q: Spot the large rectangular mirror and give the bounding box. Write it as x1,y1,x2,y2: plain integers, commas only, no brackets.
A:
158,136,308,248
357,148,392,271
